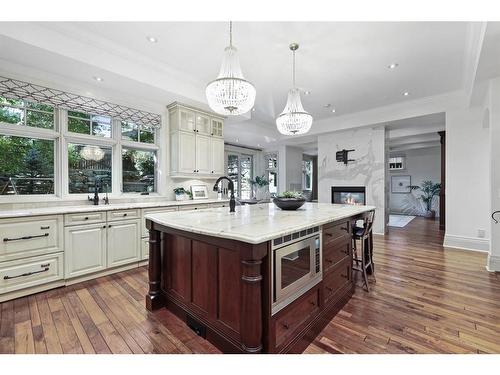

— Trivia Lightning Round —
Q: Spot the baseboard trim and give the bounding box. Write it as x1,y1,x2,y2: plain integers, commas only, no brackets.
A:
443,234,490,253
486,254,500,272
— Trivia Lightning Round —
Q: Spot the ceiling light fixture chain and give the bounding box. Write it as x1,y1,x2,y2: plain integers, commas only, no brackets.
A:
206,21,256,116
275,43,313,136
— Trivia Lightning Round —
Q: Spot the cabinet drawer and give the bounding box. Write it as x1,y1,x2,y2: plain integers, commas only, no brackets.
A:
323,220,351,247
0,252,63,294
107,209,140,222
64,212,106,226
141,207,178,237
0,215,62,262
209,202,228,208
323,237,351,274
178,204,210,211
323,258,351,304
274,286,320,348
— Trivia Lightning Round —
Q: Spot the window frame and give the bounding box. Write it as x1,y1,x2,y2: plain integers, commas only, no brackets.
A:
0,99,161,202
264,152,279,196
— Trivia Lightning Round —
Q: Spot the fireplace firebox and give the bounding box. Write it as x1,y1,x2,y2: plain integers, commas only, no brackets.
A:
332,186,366,205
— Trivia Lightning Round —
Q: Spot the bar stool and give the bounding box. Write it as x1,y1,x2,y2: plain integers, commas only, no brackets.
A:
352,210,376,292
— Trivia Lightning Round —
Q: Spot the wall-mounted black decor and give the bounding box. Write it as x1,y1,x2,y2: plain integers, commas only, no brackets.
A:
336,149,355,165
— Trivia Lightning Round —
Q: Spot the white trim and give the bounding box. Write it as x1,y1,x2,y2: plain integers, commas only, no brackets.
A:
486,254,500,272
443,234,490,252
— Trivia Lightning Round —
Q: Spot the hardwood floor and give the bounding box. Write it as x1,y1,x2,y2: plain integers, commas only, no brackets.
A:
0,217,498,354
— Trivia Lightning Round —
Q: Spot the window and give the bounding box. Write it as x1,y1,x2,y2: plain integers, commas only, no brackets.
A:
68,111,111,138
265,153,278,195
302,159,313,191
121,121,154,144
0,97,54,129
0,135,54,195
227,153,254,199
68,143,112,194
389,156,405,170
122,148,156,193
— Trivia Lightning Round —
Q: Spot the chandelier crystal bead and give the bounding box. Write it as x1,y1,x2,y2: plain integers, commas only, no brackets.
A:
276,43,313,135
206,22,256,116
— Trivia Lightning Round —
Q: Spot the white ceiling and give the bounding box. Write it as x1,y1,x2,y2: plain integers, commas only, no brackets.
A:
0,21,490,148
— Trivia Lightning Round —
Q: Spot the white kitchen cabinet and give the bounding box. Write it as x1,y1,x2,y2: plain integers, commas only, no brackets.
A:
210,137,225,175
107,219,141,268
196,134,212,174
195,113,211,135
168,102,224,178
65,223,107,278
211,118,224,138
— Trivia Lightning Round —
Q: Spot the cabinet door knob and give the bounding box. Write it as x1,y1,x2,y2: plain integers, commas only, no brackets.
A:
84,217,89,220
123,213,127,217
282,322,290,329
108,225,112,228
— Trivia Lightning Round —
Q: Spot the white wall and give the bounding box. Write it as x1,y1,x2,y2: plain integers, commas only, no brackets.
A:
318,127,386,235
278,145,303,192
444,106,490,252
488,77,500,271
389,146,441,216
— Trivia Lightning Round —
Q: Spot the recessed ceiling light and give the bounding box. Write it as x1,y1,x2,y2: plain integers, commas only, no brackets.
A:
93,76,103,82
146,36,158,43
324,104,331,108
403,91,410,96
331,109,336,113
235,139,239,143
257,143,262,147
252,108,256,112
304,90,311,95
388,63,399,69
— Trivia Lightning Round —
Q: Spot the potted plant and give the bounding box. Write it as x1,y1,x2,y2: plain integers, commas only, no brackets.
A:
248,175,270,200
173,187,192,201
409,180,441,218
273,191,306,211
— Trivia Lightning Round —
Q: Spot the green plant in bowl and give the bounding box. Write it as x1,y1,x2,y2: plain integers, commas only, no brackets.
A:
273,191,306,210
278,191,303,199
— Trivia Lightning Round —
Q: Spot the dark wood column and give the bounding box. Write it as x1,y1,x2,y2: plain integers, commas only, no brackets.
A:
239,244,267,353
438,131,446,231
145,221,164,311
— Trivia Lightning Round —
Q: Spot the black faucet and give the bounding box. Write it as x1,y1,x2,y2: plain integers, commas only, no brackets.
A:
213,176,236,213
88,178,100,206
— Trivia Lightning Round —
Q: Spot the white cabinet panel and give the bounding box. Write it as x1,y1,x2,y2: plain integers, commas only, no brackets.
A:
141,237,149,261
0,215,63,262
0,252,63,295
178,131,196,174
196,134,212,174
210,137,225,175
141,207,178,237
64,212,106,226
107,219,140,268
107,209,140,222
195,113,211,135
65,223,107,278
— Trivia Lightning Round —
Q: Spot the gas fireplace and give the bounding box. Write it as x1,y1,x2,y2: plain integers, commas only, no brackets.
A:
332,186,366,205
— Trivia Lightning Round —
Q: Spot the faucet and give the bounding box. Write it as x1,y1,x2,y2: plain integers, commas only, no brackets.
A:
88,177,100,205
213,176,236,213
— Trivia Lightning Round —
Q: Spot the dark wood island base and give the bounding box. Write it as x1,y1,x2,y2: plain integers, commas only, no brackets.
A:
145,212,370,354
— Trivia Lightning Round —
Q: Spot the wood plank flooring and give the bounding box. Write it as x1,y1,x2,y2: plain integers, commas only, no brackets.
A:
0,217,498,354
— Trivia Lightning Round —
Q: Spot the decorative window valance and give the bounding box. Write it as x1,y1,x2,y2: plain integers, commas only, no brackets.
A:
0,76,161,129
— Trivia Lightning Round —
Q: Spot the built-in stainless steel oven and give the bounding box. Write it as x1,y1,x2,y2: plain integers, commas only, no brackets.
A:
271,227,322,315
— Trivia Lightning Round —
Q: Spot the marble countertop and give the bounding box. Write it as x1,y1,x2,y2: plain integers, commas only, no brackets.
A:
145,202,376,244
0,198,229,219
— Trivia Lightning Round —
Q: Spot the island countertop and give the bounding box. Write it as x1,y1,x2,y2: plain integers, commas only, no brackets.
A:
145,202,375,244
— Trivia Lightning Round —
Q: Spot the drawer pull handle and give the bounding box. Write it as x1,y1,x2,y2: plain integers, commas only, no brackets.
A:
40,226,50,230
282,322,290,329
325,233,333,237
3,233,49,242
84,217,89,220
326,286,333,292
341,273,348,279
309,301,316,306
123,213,128,216
4,267,49,280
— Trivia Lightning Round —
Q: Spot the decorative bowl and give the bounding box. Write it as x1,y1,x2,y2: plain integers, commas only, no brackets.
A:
272,197,306,211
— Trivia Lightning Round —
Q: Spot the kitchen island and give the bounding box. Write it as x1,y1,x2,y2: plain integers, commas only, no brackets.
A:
145,203,375,353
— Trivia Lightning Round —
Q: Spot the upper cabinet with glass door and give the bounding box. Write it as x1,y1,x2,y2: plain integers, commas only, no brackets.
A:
167,102,224,136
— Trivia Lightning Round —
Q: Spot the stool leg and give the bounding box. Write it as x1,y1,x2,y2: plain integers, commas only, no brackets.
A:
361,236,370,292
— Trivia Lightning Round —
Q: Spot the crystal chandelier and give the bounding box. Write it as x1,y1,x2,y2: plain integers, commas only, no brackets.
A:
276,43,313,135
206,22,256,116
80,145,105,161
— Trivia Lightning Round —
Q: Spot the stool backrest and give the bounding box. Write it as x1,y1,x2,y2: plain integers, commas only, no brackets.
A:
362,210,375,239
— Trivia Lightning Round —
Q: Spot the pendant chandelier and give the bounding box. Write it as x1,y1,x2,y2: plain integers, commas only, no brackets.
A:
206,21,256,116
276,43,313,135
80,145,105,161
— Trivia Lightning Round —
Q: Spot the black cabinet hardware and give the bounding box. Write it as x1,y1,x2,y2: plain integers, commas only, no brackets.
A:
3,233,49,242
40,226,50,230
4,267,49,280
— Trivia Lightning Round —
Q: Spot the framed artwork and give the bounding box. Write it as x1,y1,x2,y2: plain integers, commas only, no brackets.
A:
190,184,209,200
391,175,411,194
